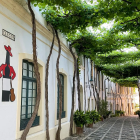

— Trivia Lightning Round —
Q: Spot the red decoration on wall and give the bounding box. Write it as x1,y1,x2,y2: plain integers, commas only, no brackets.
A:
8,65,16,80
0,45,16,102
0,64,7,77
4,45,12,56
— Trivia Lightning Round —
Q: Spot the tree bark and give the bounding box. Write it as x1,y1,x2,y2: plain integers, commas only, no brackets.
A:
138,87,140,110
21,1,41,140
77,57,81,111
87,59,92,111
69,45,77,136
55,30,62,140
45,25,55,140
93,63,97,110
84,56,86,112
92,86,97,110
95,71,100,111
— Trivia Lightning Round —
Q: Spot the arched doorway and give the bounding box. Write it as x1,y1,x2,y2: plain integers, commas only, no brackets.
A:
80,85,83,111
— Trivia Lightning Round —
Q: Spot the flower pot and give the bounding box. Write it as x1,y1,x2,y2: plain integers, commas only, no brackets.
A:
100,117,103,121
76,126,83,136
86,123,93,128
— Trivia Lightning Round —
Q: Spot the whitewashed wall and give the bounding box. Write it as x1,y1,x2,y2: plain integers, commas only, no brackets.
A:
0,1,74,140
0,1,136,140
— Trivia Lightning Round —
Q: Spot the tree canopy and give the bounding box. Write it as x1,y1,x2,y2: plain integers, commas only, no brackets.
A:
32,0,140,87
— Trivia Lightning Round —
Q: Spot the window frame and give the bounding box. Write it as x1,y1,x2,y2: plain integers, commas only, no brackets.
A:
20,60,39,130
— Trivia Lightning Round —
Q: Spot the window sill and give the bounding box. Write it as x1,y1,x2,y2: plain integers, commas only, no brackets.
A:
55,116,68,126
20,116,40,130
16,125,43,139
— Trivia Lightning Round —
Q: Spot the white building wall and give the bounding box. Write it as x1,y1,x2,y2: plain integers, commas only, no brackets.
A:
0,1,137,140
0,1,75,140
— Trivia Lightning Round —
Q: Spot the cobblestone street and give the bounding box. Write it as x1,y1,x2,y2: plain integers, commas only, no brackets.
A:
64,116,140,140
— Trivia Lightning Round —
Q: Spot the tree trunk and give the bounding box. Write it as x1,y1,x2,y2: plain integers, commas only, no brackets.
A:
138,87,140,110
93,86,97,110
69,45,77,136
84,56,86,112
95,71,100,111
55,30,62,140
120,96,122,111
77,58,81,111
45,25,55,140
87,59,92,111
21,1,41,140
93,63,97,110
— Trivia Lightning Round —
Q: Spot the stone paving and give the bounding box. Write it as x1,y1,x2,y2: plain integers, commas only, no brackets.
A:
64,116,140,140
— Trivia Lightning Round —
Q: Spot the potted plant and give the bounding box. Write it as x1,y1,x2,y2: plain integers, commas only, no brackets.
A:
120,111,125,116
85,110,100,128
110,113,116,117
115,110,120,116
100,116,104,121
91,110,101,123
98,100,108,119
106,111,112,118
135,110,140,118
85,111,94,128
74,110,86,135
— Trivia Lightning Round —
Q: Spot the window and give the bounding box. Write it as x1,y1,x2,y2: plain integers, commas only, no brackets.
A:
57,74,65,119
20,60,39,130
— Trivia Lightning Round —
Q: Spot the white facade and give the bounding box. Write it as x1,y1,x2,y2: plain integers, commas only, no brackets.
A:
0,1,74,139
0,1,137,140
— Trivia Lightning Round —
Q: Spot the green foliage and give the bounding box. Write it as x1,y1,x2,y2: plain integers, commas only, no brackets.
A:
98,0,140,33
85,111,94,125
120,111,125,115
85,110,101,124
110,114,116,117
33,0,106,34
106,111,112,117
31,0,82,8
135,110,140,118
98,100,108,117
77,57,81,74
73,110,86,127
96,61,140,87
91,110,101,122
111,77,138,87
115,110,125,116
95,50,140,65
32,0,140,88
67,30,135,60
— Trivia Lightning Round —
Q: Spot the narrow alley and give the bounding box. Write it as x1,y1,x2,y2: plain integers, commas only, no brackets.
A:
85,116,140,140
65,116,140,140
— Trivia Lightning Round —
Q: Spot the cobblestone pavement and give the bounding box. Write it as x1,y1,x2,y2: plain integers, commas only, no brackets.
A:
64,116,140,140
